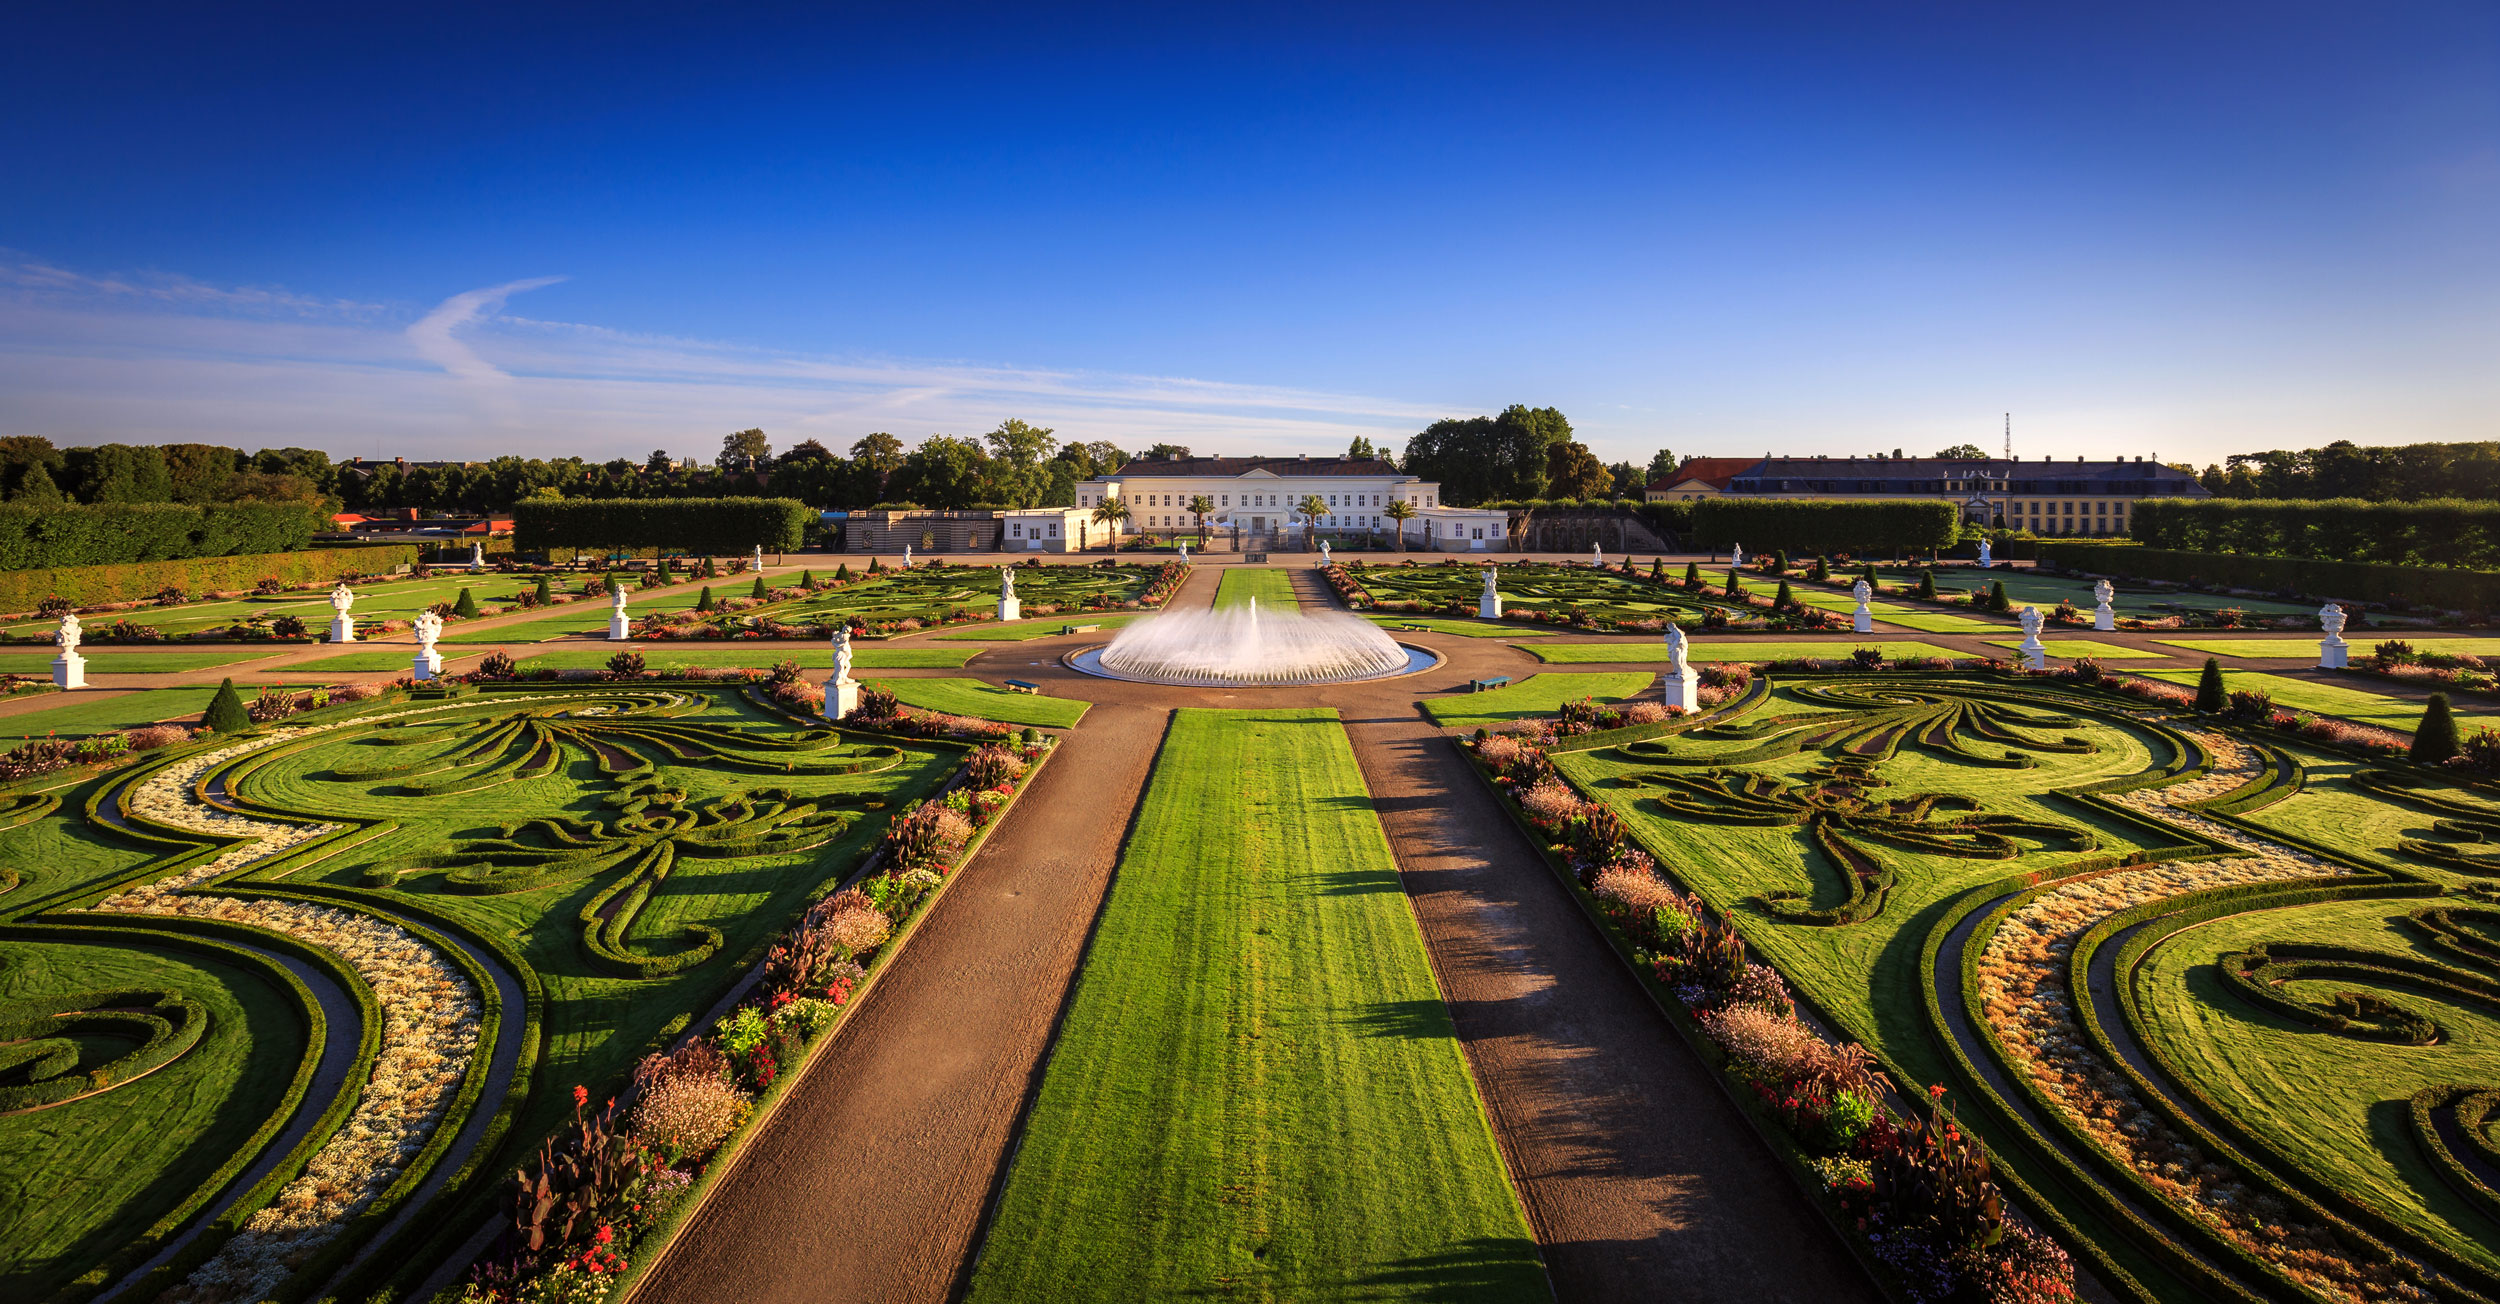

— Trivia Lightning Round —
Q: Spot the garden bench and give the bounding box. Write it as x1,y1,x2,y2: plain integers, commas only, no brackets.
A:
1062,623,1102,634
1005,680,1041,695
1469,676,1511,692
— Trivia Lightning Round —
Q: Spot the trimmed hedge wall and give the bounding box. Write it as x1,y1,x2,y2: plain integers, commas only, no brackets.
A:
0,502,325,572
512,498,811,556
0,543,421,613
1689,498,1959,556
2133,497,2500,569
2039,541,2500,612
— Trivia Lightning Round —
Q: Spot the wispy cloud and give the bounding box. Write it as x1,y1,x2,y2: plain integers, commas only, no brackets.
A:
0,258,1444,458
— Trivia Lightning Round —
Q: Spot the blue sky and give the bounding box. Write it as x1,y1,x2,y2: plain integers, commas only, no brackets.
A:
1,2,2492,468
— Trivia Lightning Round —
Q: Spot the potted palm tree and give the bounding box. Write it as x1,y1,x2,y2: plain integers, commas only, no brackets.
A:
1188,495,1214,548
1297,494,1328,553
1089,498,1130,552
1384,499,1416,551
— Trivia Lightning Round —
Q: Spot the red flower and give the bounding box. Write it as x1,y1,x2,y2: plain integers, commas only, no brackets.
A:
573,1084,589,1109
594,1224,615,1246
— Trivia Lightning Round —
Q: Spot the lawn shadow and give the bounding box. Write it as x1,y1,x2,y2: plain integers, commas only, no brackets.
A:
1344,998,1458,1041
1306,868,1400,896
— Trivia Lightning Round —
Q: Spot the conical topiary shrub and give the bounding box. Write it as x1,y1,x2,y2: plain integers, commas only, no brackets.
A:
1650,557,1664,581
1725,569,1744,598
1810,556,1830,583
701,556,718,579
2414,693,2461,765
533,575,553,604
1773,580,1797,612
696,585,717,613
657,557,676,584
800,569,816,589
452,588,480,619
202,678,251,734
1684,561,1702,588
867,557,882,574
1988,580,2011,613
1860,562,1878,588
2195,658,2226,713
1771,549,1790,573
750,575,767,600
1917,568,1937,600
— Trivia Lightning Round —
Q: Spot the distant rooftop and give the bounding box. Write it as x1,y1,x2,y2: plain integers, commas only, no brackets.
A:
1099,455,1411,479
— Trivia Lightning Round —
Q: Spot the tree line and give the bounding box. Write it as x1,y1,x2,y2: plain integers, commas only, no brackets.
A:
2194,439,2500,501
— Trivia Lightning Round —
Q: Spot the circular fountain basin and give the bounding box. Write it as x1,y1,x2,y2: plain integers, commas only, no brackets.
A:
1064,641,1440,686
1060,602,1440,687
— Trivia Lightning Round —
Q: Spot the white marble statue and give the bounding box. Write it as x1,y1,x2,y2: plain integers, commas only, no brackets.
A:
1977,539,1994,568
411,610,444,681
2092,579,2117,632
1319,540,1332,568
1592,542,1604,568
827,624,861,719
607,581,632,641
1478,564,1502,620
1661,623,1699,711
997,565,1021,622
2318,601,2349,669
752,544,765,574
51,611,84,690
2017,604,2047,671
328,583,357,644
1730,543,1744,569
469,540,486,567
902,545,912,569
1177,540,1189,563
1851,579,1875,634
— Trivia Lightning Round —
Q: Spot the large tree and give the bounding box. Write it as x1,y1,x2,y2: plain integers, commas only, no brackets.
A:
1934,443,1989,459
1400,403,1573,505
720,428,772,470
1544,440,1612,500
888,435,990,508
162,444,248,503
1645,448,1679,482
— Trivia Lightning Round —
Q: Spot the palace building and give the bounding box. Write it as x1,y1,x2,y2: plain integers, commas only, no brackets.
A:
1074,454,1512,550
1655,454,2208,537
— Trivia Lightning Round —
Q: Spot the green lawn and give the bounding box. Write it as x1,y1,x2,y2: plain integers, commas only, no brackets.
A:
2139,668,2474,732
966,708,1542,1303
1358,561,1721,626
865,677,1089,727
0,935,313,1298
1529,639,1952,664
1867,607,2013,633
477,646,979,670
1865,566,2319,621
0,650,288,674
1979,638,2169,659
1422,673,1653,729
1213,567,1298,610
1360,615,1557,638
2155,637,2500,659
290,649,482,672
931,613,1146,641
737,562,1163,634
0,685,305,737
2132,898,2500,1275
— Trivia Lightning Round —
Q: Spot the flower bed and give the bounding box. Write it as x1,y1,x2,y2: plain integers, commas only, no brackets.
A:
457,734,1055,1303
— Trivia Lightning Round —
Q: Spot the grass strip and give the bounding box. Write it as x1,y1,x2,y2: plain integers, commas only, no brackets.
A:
1529,639,1952,664
1422,672,1653,729
2154,637,2500,659
864,677,1088,727
966,708,1542,1303
1,685,310,737
1213,567,1298,611
931,613,1145,641
0,650,286,674
1979,639,2170,659
2139,668,2474,732
1360,615,1557,638
481,646,977,670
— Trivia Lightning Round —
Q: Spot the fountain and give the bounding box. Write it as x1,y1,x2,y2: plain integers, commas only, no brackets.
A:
1068,597,1436,687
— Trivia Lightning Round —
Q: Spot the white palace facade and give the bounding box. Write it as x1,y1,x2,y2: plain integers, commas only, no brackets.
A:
1073,454,1512,550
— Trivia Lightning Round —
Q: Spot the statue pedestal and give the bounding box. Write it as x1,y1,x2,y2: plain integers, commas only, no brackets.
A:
998,597,1021,622
2018,636,2048,671
1479,594,1502,620
2319,634,2348,670
412,649,443,682
608,614,632,641
51,651,84,690
1852,608,1873,634
826,677,861,721
329,617,355,644
2094,606,2116,632
1661,667,1699,712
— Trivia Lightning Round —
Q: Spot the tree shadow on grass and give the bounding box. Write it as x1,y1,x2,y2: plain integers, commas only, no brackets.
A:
1344,1236,1549,1300
1344,998,1457,1041
1306,868,1400,896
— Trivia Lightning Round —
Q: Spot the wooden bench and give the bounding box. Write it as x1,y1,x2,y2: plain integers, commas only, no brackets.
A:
1004,680,1041,695
1469,676,1511,693
1061,623,1102,634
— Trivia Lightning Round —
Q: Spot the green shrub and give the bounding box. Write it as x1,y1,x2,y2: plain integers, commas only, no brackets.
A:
1917,568,1937,599
749,575,767,600
202,678,251,733
1692,498,1958,557
0,501,324,571
695,585,716,613
0,543,416,612
2414,693,2460,764
452,588,480,619
2040,541,2500,612
533,575,553,604
2195,658,2226,713
511,498,810,556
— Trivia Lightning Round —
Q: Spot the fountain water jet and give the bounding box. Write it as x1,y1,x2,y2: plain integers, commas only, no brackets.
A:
1071,596,1434,686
